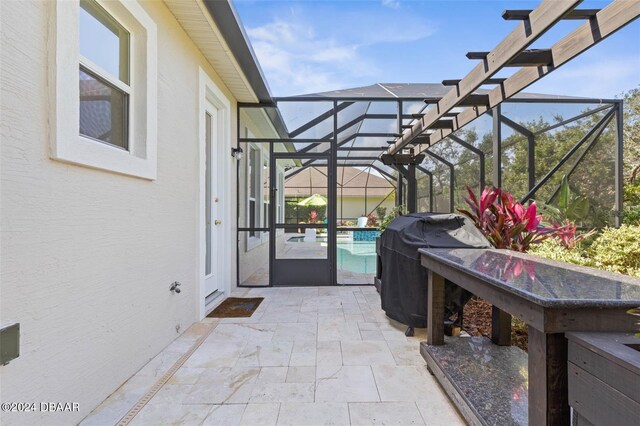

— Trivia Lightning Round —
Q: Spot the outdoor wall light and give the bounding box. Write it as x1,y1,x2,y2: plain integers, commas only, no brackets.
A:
231,146,244,161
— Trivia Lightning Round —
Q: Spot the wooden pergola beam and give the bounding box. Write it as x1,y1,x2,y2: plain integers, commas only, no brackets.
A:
458,94,490,107
466,49,553,67
502,9,600,20
430,120,456,130
413,0,640,153
387,0,582,156
442,78,506,86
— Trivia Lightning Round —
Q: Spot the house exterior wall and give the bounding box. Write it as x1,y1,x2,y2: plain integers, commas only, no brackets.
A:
0,1,238,424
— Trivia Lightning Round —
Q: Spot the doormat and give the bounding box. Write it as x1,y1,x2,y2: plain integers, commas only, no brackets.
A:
207,297,264,318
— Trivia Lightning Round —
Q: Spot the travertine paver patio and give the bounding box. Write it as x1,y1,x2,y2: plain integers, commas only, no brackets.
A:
81,286,463,425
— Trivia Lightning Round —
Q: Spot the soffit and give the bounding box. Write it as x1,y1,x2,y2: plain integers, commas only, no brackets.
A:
163,0,258,103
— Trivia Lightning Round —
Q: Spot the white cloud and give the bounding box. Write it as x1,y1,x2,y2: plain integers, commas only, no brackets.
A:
247,19,371,95
244,6,436,96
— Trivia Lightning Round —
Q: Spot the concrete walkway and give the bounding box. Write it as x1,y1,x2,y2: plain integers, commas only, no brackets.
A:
82,286,463,425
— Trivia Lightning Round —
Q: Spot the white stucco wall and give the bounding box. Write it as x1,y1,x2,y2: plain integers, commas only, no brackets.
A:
0,1,238,424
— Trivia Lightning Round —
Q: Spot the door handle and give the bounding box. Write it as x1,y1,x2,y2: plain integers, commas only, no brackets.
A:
214,220,222,225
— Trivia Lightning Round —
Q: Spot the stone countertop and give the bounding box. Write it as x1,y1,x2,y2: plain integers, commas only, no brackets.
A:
421,336,528,426
419,248,640,309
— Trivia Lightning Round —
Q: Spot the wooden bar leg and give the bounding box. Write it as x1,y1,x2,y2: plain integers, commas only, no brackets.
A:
528,326,569,425
427,270,445,345
491,306,512,346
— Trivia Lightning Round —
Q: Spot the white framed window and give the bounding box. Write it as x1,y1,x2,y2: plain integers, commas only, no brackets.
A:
50,0,157,179
79,0,130,150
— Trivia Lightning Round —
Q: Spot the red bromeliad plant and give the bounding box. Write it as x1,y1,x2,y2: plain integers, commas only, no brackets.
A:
458,186,548,252
309,210,318,224
547,219,597,250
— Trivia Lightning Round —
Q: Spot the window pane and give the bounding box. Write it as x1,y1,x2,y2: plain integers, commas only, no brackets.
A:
80,0,129,83
263,156,270,229
79,67,128,149
249,200,256,234
249,148,258,198
263,203,269,228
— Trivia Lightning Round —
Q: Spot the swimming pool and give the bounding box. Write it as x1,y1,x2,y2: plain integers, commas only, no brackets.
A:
286,236,377,274
336,241,377,274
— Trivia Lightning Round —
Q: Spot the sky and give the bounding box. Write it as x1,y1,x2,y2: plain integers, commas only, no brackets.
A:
233,0,640,99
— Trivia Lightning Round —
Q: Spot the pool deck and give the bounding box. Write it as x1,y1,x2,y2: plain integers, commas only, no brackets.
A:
81,286,464,425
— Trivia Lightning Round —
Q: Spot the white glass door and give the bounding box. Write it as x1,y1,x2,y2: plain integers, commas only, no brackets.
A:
205,107,221,298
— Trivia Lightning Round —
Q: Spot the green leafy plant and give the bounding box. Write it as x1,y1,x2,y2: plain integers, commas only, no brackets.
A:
379,205,406,232
375,206,387,221
537,175,590,225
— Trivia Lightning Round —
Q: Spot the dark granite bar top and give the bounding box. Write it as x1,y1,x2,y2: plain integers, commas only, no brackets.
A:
419,248,640,309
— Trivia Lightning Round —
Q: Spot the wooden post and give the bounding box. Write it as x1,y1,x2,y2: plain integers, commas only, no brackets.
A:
528,326,569,425
427,270,445,345
491,306,512,346
396,171,404,207
407,163,417,213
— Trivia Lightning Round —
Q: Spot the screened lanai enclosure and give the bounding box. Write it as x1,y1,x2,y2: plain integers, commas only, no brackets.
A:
236,83,623,287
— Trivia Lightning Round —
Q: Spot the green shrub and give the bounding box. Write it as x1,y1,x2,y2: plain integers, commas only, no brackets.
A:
624,184,640,225
624,206,640,225
587,225,640,277
530,225,640,278
529,239,594,267
625,183,640,205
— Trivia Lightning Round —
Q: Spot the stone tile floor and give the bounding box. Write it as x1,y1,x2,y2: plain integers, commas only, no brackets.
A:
81,286,464,425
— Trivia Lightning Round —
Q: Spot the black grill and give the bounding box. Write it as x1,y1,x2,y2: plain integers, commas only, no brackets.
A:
378,213,491,328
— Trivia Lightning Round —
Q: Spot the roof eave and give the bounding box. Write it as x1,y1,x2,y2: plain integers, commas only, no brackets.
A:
202,0,273,104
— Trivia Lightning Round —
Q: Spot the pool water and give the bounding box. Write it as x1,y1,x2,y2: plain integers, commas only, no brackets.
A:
337,241,377,274
287,236,377,274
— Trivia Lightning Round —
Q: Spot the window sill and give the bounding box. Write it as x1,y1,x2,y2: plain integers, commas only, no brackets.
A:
52,136,156,180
